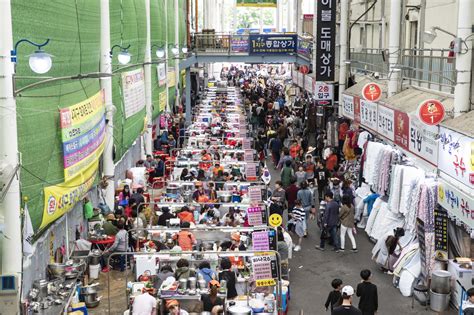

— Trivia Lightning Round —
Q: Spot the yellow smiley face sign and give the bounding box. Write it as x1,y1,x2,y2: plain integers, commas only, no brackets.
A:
269,214,282,227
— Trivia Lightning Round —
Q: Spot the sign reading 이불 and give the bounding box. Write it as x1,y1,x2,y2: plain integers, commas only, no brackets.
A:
59,91,106,181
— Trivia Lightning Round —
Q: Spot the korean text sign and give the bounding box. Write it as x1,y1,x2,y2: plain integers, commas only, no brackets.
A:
315,0,336,81
59,91,105,181
249,34,297,54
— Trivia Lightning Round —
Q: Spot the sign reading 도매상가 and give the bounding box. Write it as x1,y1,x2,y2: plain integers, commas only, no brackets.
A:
315,0,336,81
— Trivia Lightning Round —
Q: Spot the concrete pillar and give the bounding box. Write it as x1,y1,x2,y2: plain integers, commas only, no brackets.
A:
338,0,349,114
100,0,116,209
387,0,402,97
185,68,192,124
454,0,472,117
0,0,21,312
144,0,153,154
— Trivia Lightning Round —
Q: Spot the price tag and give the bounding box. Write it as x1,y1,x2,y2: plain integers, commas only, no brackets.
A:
409,113,438,165
359,99,378,131
341,94,354,119
255,279,276,287
377,104,394,141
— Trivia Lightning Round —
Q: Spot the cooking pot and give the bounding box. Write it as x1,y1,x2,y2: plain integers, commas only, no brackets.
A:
219,194,231,203
80,286,98,295
48,263,66,278
431,270,452,294
89,250,102,265
167,185,180,195
227,305,251,315
33,280,49,299
188,277,197,290
83,292,98,304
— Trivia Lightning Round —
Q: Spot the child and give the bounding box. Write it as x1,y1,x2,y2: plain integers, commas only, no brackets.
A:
325,278,343,311
295,166,307,187
288,200,305,252
356,269,378,315
463,288,474,314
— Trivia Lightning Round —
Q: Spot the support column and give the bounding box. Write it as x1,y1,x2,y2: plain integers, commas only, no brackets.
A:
175,0,180,111
165,0,170,112
296,0,302,35
454,0,472,117
144,0,153,154
387,0,402,97
185,68,192,124
338,0,349,114
0,0,22,312
100,0,116,209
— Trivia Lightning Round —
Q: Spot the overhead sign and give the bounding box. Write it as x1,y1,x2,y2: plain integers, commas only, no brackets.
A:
409,112,438,166
418,99,445,126
248,34,297,54
299,65,309,74
314,82,334,102
122,68,146,118
231,35,249,53
438,178,474,231
59,91,106,180
315,0,336,81
236,0,277,7
438,127,474,187
362,82,382,102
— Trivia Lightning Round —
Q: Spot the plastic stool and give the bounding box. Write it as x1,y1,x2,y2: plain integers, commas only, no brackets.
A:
412,284,429,310
71,305,88,315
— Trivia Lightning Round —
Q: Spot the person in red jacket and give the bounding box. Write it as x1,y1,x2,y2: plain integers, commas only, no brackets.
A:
326,148,338,173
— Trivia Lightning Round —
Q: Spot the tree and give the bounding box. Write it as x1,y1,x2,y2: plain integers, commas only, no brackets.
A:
236,7,275,29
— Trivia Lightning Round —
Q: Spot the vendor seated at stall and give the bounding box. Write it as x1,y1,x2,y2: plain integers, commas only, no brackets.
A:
199,206,219,225
198,261,218,285
132,286,157,315
218,258,238,299
212,163,224,178
201,280,225,315
101,220,128,272
172,222,197,251
103,214,119,236
166,299,189,315
179,168,194,181
192,183,210,203
174,258,196,280
221,208,244,227
156,265,174,290
177,206,195,224
197,169,208,181
151,155,165,178
157,207,175,226
144,154,157,169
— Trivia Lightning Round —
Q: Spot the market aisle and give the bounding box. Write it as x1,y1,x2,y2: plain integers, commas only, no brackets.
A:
263,164,457,315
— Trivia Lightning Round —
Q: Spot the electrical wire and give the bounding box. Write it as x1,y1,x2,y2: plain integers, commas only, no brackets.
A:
21,165,97,189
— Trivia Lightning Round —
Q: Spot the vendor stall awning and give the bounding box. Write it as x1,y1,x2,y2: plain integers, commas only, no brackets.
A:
342,83,455,168
441,110,474,138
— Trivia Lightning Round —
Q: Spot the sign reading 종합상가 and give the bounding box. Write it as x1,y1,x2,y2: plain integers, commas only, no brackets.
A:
377,104,395,141
315,0,336,81
438,127,474,188
409,113,438,166
59,91,106,180
121,68,146,118
249,34,297,55
341,94,354,119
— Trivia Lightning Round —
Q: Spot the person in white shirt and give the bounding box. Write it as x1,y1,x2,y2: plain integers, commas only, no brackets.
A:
132,289,157,315
463,288,474,315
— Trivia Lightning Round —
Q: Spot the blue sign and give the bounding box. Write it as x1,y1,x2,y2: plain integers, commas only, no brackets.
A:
249,34,297,54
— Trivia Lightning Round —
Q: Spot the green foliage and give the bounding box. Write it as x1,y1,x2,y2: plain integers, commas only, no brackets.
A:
236,7,274,29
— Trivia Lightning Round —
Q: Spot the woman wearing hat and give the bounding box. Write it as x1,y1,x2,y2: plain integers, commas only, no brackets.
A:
201,280,224,314
166,299,189,315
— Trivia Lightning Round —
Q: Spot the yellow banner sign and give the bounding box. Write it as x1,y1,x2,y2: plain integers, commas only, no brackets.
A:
168,67,176,87
255,279,276,287
40,159,97,230
159,91,167,112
